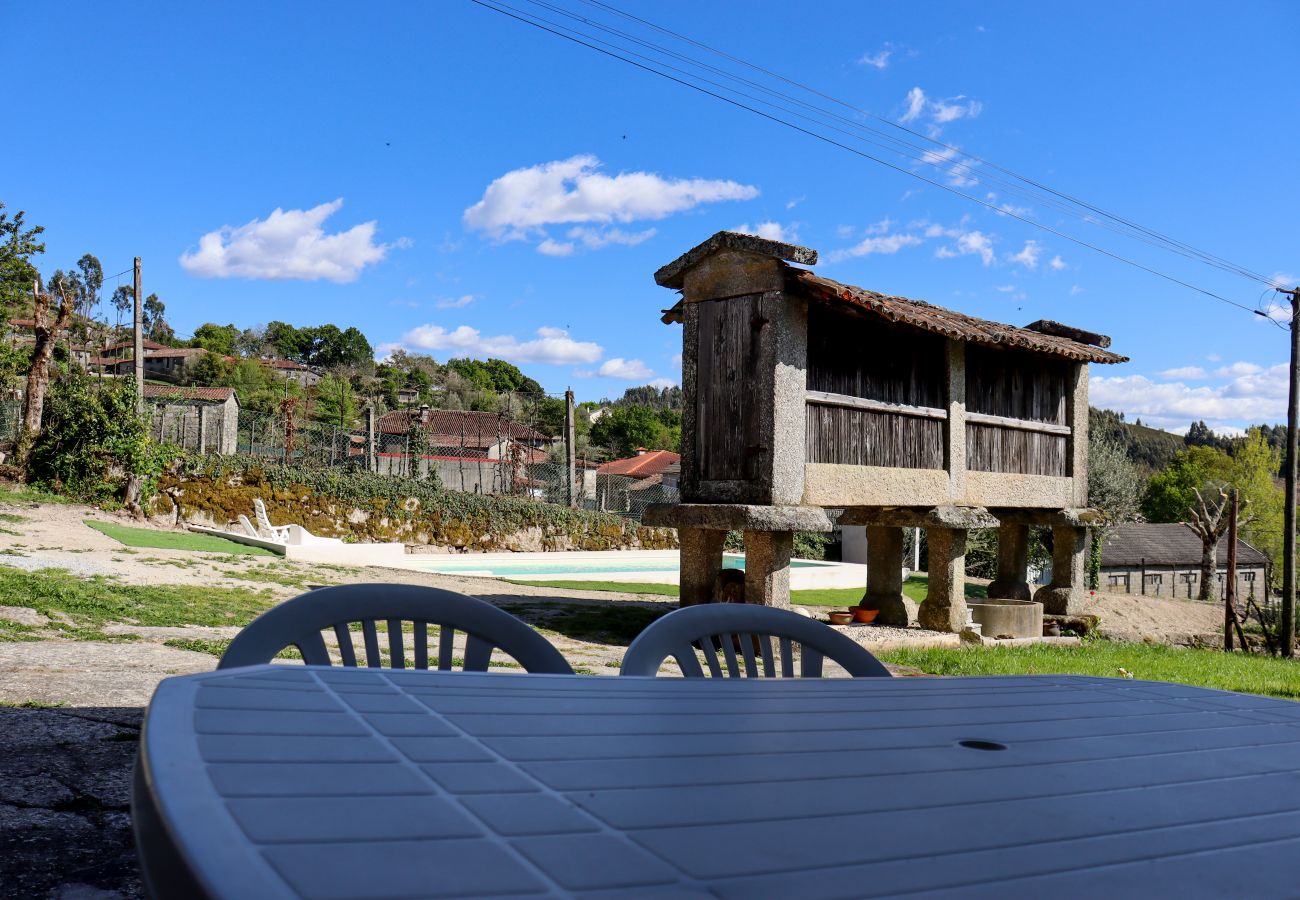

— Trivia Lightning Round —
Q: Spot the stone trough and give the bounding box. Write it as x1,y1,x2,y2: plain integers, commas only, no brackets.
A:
967,597,1044,639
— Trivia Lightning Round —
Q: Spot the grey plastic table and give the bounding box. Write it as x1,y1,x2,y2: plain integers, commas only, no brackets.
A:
134,665,1300,899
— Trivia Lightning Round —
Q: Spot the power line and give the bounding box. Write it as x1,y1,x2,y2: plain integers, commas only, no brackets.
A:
575,0,1276,287
470,0,1263,315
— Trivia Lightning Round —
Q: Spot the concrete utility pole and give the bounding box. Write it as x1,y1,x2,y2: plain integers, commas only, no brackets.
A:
1281,287,1300,658
133,257,144,417
1225,489,1238,653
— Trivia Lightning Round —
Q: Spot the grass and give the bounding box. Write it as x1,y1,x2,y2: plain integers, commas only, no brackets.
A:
0,485,75,505
0,513,27,524
216,566,326,589
507,575,987,607
498,600,673,645
0,699,70,708
879,642,1300,701
84,520,274,556
0,565,277,631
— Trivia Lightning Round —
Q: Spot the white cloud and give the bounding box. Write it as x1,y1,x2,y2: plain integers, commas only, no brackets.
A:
1070,285,1084,296
435,294,476,309
1214,361,1262,377
732,221,796,243
1158,366,1208,379
566,226,656,249
1008,240,1042,269
397,324,601,365
935,229,994,265
995,285,1016,293
898,87,982,134
785,196,805,209
1092,363,1289,431
463,155,757,253
858,47,892,70
828,221,923,262
648,377,678,390
1049,255,1067,271
598,357,654,380
987,192,1031,217
670,353,683,370
179,199,387,283
1269,272,1297,289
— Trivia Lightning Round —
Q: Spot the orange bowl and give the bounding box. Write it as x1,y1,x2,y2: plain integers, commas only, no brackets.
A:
852,607,879,624
827,611,853,625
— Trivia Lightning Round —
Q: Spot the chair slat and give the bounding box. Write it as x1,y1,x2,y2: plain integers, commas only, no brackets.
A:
698,639,723,678
740,635,758,677
361,620,381,668
780,637,794,677
333,624,357,667
759,634,776,677
464,635,493,671
674,649,705,677
387,619,405,670
801,644,825,678
295,630,331,665
720,638,740,678
438,626,455,670
413,622,428,669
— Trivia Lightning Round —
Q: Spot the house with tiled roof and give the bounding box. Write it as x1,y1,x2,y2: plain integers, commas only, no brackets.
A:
595,449,681,516
1099,523,1268,600
96,347,211,380
371,407,555,495
261,357,320,387
143,384,239,454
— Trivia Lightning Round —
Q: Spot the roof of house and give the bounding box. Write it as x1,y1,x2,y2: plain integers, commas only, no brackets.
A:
1100,523,1269,568
658,232,1126,365
263,357,310,371
104,339,165,352
597,449,681,477
376,409,549,447
142,384,237,404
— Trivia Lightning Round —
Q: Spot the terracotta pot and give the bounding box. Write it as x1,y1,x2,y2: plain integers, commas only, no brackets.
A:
852,607,879,624
827,611,853,625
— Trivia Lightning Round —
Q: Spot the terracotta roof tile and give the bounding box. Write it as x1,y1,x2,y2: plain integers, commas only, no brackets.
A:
597,450,680,477
142,385,236,403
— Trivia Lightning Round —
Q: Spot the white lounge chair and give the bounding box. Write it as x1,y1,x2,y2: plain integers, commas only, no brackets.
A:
236,515,259,538
252,499,292,543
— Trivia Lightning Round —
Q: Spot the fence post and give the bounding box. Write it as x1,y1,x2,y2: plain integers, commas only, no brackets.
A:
366,406,376,473
198,405,209,454
564,389,577,507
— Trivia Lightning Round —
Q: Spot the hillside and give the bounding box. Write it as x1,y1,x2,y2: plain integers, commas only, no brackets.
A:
1090,407,1185,473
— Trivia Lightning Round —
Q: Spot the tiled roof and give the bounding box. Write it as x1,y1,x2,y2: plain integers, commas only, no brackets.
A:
104,339,165,352
597,450,681,477
1100,523,1268,568
657,234,1125,365
142,385,236,403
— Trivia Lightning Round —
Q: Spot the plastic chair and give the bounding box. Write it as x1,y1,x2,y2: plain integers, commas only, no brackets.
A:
620,604,892,678
252,499,292,542
219,584,573,674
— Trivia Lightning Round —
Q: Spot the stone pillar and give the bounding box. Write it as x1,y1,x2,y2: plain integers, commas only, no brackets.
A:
1034,525,1089,614
744,530,793,609
197,405,209,455
945,339,967,502
862,525,909,626
918,526,969,633
987,523,1032,600
678,528,725,608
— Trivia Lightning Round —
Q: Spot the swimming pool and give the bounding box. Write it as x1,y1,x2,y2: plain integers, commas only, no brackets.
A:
388,549,866,589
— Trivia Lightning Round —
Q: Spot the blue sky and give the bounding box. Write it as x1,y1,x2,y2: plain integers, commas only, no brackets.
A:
6,1,1297,430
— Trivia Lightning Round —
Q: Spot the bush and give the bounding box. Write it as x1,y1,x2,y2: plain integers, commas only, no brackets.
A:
28,374,175,501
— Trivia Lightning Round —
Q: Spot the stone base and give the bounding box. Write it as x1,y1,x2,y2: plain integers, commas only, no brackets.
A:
641,503,834,532
918,600,968,633
1033,585,1089,616
860,592,913,627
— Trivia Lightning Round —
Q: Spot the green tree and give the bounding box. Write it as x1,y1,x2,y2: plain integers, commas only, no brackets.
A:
1141,445,1233,523
1230,428,1285,586
0,204,45,319
189,322,239,356
446,357,541,394
590,405,673,457
312,373,358,428
111,284,133,331
143,294,173,343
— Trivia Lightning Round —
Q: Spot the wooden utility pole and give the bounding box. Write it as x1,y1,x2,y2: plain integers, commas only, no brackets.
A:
1280,287,1300,657
1225,489,1238,652
564,389,577,507
133,257,144,417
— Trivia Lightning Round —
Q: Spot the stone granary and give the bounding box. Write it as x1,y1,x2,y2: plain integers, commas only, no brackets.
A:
642,232,1127,633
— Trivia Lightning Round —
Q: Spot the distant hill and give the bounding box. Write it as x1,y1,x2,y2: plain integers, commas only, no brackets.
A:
1090,407,1185,473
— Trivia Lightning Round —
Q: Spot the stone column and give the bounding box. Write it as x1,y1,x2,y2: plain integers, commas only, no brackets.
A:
1034,525,1089,614
678,527,725,608
918,526,969,633
987,523,1032,600
862,525,909,626
744,530,793,609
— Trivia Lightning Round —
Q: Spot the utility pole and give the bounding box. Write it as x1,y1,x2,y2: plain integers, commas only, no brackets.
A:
133,258,144,417
564,389,577,507
1225,489,1238,653
1279,286,1300,658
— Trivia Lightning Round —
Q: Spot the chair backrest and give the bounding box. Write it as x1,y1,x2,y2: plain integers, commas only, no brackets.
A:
252,499,278,535
620,604,892,678
219,584,573,674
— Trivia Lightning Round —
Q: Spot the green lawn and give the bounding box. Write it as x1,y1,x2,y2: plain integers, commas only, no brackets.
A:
508,575,987,607
880,642,1300,701
84,520,273,556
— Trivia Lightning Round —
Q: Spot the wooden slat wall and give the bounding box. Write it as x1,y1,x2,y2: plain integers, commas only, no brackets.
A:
965,344,1068,424
806,405,945,469
967,423,1067,476
806,303,945,407
696,296,763,482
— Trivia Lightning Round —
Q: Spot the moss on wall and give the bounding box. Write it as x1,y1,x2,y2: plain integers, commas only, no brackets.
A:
155,457,677,553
